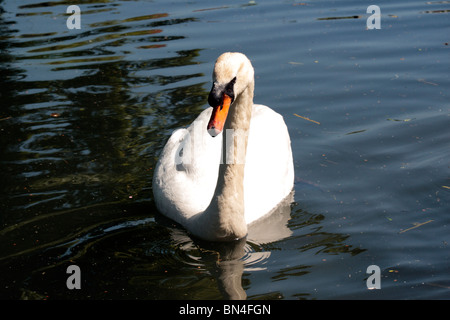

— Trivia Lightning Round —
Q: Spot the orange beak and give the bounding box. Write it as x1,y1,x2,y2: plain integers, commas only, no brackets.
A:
207,94,232,137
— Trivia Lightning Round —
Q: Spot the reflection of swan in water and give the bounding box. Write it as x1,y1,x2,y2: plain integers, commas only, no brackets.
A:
164,191,294,300
247,191,293,244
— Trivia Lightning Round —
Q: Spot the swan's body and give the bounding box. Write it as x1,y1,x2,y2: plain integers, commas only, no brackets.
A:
153,52,294,241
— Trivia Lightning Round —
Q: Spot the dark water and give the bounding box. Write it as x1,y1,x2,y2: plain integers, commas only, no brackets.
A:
0,0,449,300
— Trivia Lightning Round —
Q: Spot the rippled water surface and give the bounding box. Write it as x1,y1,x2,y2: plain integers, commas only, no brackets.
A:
1,0,449,299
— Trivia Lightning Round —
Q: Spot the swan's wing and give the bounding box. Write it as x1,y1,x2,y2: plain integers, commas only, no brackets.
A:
153,108,222,223
244,104,295,224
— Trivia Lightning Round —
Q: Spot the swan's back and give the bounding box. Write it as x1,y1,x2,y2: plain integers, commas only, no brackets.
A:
244,104,294,224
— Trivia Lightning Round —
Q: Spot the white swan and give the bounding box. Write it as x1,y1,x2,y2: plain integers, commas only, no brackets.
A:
152,52,294,241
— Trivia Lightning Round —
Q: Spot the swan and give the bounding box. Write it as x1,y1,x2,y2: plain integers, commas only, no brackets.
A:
152,52,294,241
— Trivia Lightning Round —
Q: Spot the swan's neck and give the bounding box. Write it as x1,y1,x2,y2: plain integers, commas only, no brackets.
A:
205,83,254,241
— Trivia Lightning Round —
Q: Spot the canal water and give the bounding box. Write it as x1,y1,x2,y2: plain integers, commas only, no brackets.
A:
0,0,449,299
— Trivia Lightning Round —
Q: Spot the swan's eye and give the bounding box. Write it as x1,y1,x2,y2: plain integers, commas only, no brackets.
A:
225,77,236,100
208,77,236,107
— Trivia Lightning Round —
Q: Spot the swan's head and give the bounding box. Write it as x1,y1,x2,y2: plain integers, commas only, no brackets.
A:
207,52,254,137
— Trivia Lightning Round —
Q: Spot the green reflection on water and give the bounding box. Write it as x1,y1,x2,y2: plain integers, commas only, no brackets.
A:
0,1,210,298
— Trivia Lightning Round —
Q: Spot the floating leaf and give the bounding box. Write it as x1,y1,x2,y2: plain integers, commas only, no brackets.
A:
418,78,438,86
387,118,413,122
399,220,433,234
293,113,320,125
346,129,366,135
